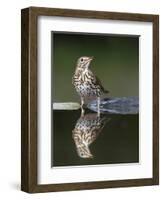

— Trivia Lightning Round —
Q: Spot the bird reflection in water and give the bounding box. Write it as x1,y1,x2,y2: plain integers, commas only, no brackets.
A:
72,112,110,159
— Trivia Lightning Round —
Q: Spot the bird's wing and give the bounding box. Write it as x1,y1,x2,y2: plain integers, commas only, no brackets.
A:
88,117,110,145
94,75,109,94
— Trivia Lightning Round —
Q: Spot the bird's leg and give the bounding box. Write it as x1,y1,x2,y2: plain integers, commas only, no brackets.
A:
80,97,85,117
81,107,85,117
81,96,84,108
97,97,100,117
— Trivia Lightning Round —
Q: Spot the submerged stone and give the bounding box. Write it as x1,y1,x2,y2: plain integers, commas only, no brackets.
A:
53,102,80,110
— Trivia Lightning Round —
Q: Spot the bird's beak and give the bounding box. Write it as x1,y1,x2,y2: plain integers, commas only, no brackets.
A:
86,57,94,63
88,154,94,159
89,56,94,61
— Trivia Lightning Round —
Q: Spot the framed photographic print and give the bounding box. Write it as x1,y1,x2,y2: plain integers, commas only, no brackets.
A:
21,7,159,193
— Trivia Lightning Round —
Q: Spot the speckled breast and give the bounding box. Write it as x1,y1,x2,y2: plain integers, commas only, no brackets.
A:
76,83,100,97
73,75,101,97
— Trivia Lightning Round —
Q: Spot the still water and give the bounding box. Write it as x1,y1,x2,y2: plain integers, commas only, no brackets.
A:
52,110,139,167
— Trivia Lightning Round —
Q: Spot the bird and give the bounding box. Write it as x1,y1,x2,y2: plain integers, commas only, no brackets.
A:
72,113,110,159
72,56,109,116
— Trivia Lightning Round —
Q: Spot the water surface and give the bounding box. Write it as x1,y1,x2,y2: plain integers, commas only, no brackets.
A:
52,110,139,167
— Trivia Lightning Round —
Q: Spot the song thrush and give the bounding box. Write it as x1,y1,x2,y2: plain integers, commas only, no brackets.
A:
72,113,110,158
72,56,109,115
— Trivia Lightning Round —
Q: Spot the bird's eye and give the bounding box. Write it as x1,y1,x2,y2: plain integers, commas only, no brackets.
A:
80,58,84,62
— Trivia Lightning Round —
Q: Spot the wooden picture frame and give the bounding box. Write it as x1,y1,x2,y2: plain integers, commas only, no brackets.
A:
21,7,159,193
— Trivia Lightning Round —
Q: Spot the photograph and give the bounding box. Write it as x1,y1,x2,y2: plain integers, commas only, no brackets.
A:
52,32,139,167
21,7,159,193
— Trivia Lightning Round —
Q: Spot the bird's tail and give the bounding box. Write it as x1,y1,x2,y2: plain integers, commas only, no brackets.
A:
103,89,109,94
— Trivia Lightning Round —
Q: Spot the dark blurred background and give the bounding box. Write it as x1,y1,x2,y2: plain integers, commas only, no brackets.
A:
52,32,139,102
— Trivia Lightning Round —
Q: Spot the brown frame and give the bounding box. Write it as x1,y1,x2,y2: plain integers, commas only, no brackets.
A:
21,6,159,193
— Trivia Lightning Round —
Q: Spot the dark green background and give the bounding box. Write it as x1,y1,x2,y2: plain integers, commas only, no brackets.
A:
52,33,139,102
